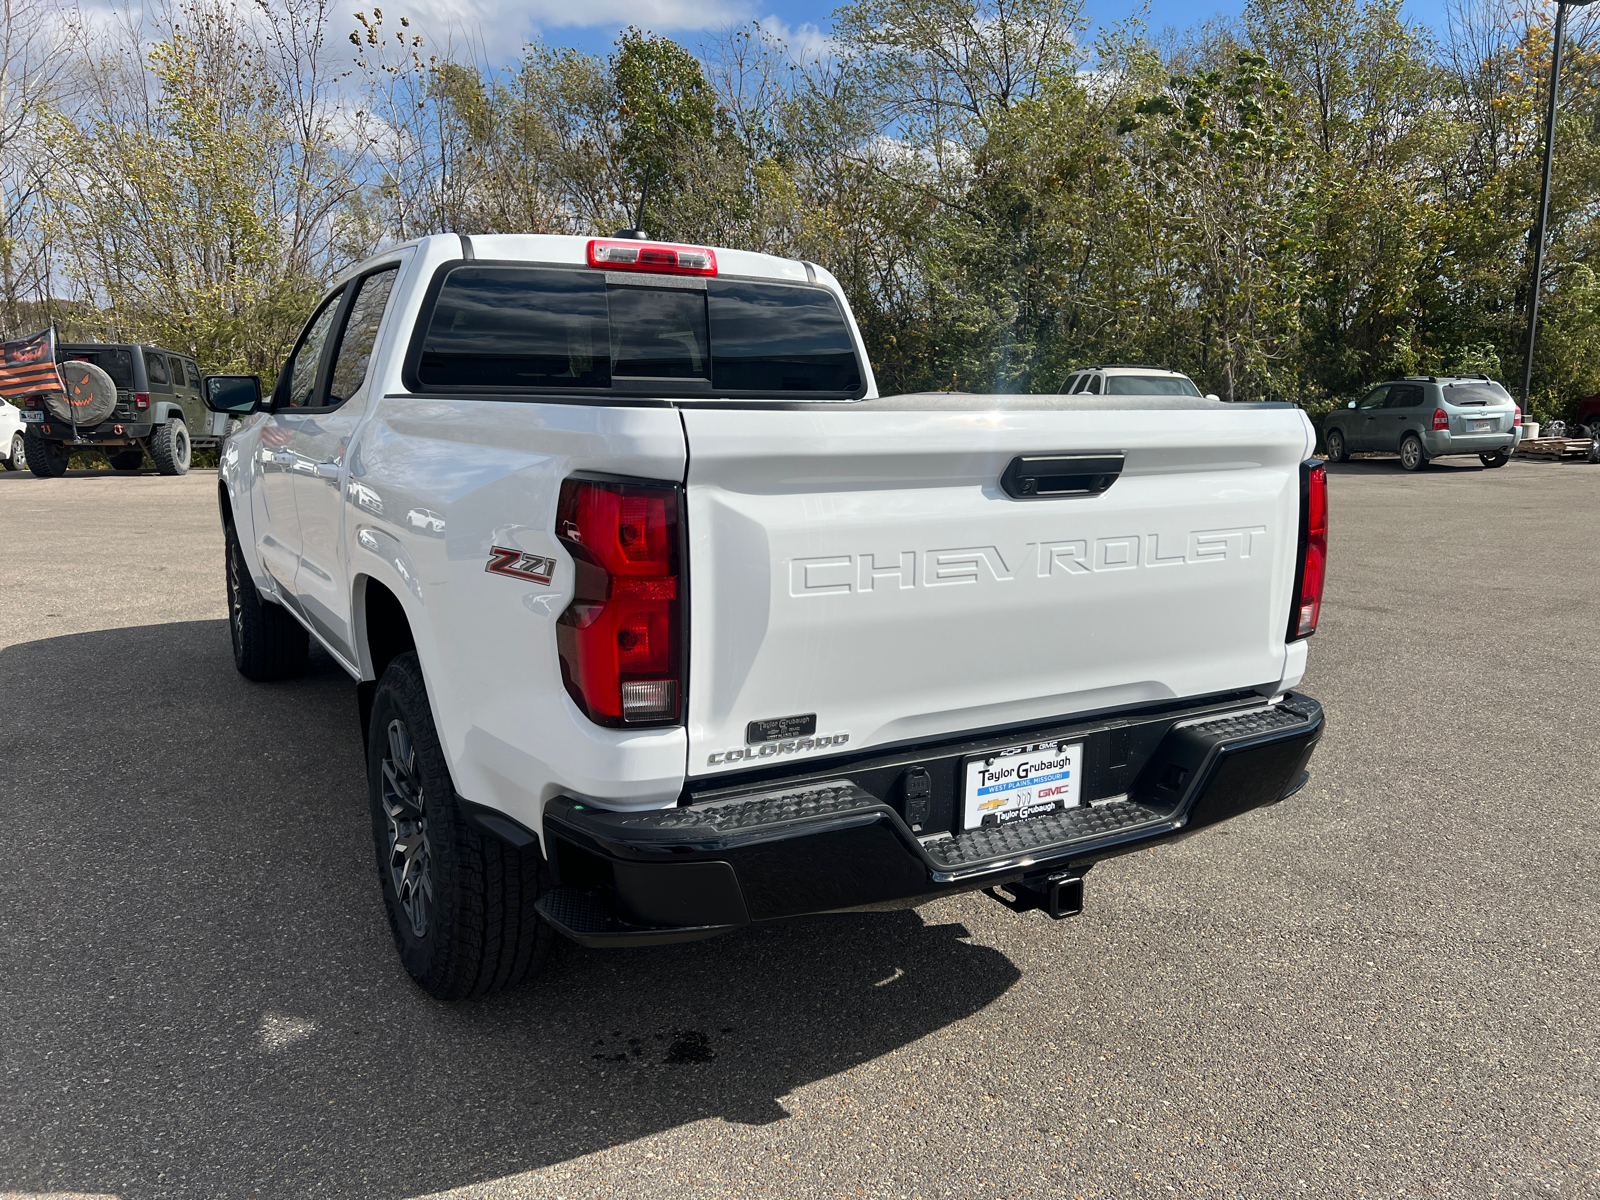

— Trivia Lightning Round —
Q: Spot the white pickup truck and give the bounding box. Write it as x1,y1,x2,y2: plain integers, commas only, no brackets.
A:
204,232,1328,1000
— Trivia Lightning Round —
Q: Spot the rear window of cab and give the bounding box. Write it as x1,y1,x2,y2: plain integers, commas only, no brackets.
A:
405,263,866,400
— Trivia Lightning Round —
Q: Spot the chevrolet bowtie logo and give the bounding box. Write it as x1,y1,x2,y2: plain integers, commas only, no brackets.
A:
485,546,556,585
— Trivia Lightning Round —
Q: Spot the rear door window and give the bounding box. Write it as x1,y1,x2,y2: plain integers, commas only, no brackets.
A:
1387,384,1425,409
326,267,399,403
186,361,202,389
410,263,865,399
169,356,188,388
283,292,344,407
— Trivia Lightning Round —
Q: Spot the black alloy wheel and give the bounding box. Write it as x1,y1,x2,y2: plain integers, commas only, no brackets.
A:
366,652,554,1000
23,429,67,478
225,528,308,680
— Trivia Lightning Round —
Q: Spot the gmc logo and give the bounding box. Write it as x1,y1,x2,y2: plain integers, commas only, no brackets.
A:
789,527,1267,596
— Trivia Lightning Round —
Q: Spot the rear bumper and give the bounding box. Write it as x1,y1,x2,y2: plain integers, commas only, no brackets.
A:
1422,430,1515,456
32,420,152,442
537,692,1324,947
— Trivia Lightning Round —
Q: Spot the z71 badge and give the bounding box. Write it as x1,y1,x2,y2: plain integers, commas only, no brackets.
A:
485,546,556,585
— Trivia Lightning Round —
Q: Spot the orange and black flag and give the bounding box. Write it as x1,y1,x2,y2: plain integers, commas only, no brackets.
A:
0,327,65,400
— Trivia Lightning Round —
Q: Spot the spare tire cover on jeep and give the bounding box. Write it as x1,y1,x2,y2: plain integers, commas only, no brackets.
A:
46,361,118,426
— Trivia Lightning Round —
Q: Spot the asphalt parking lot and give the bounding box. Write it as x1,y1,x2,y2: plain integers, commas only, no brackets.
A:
1,457,1596,1200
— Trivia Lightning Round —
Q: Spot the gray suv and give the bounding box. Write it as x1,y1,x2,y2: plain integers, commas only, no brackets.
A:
1323,376,1519,471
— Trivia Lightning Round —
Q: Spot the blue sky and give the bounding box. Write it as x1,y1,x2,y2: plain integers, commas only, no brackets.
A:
439,0,1463,62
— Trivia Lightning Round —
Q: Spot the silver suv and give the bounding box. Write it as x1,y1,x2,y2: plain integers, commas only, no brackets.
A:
1323,376,1519,471
1060,364,1217,399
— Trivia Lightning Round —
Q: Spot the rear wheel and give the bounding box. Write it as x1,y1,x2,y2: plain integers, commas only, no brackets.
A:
108,450,145,472
1480,450,1510,468
6,431,24,471
226,528,308,681
1400,434,1428,472
1324,428,1348,463
368,652,554,1000
23,429,67,478
150,419,191,475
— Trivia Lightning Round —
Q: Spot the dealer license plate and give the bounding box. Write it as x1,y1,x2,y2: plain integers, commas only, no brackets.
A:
1468,419,1491,433
21,410,42,423
963,741,1083,830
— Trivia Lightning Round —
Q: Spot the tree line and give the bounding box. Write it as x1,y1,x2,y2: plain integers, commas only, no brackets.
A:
4,0,1600,425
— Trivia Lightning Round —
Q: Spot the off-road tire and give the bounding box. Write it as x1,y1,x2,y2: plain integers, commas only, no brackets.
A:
109,450,145,472
1399,434,1428,472
150,418,191,476
23,429,67,478
367,652,554,1000
1479,450,1510,468
1324,428,1348,463
5,431,24,471
226,529,308,681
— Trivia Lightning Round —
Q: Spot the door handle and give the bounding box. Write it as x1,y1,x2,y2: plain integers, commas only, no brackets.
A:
313,462,341,480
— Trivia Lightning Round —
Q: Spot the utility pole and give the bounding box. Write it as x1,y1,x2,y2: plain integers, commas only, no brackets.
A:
1522,0,1598,422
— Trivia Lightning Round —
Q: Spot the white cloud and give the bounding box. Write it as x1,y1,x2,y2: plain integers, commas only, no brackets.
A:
397,0,751,40
751,14,837,64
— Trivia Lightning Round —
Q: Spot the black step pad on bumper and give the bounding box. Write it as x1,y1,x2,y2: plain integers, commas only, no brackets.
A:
541,693,1323,945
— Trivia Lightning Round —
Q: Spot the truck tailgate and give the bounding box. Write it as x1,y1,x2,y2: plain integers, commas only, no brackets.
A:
682,398,1313,775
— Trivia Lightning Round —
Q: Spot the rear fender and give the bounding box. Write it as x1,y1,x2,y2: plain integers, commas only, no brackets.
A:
151,400,187,426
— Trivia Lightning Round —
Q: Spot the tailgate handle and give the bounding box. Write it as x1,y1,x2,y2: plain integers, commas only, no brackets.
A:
1001,453,1124,499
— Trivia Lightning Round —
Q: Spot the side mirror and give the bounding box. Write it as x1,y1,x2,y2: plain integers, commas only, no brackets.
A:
1347,400,1357,408
203,374,262,415
1204,393,1221,402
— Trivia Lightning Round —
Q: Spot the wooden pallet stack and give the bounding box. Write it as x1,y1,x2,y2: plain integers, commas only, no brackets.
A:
1514,437,1596,461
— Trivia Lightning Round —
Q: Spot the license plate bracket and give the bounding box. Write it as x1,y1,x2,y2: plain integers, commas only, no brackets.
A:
962,740,1083,830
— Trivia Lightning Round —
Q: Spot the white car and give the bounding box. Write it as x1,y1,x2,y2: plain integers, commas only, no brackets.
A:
1,398,26,471
1061,364,1217,399
206,232,1328,999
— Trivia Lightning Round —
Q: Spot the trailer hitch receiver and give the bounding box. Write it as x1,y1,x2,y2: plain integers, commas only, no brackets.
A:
984,869,1086,920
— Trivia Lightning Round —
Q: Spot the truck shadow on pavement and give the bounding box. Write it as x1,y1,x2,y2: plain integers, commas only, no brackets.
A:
0,620,1020,1200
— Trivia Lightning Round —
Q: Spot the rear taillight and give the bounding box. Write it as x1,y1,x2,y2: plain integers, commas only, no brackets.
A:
555,477,683,726
134,392,149,409
1514,406,1522,427
1431,408,1448,431
586,238,717,276
1289,459,1327,641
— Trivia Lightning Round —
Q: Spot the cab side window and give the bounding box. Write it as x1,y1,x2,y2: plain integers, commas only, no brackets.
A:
169,356,188,388
185,361,202,389
1357,386,1389,410
282,292,344,408
326,267,399,404
1062,373,1081,394
1085,374,1102,394
144,350,171,390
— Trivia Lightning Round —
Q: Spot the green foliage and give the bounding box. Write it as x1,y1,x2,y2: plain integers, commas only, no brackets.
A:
18,0,1600,419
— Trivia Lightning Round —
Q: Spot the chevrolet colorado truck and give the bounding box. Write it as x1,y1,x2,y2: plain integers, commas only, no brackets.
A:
204,232,1328,1000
